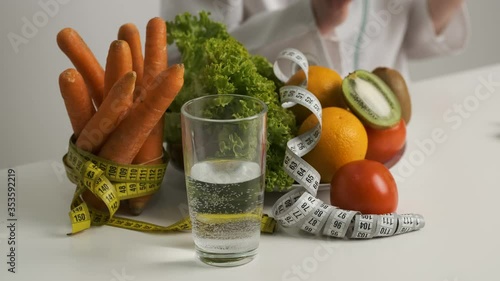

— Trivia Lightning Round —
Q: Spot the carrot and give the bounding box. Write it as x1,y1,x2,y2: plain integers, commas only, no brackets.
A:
128,128,164,215
118,23,144,90
98,64,183,164
104,40,133,99
128,17,168,215
57,28,105,107
76,71,136,154
139,17,167,100
59,68,95,138
77,71,136,211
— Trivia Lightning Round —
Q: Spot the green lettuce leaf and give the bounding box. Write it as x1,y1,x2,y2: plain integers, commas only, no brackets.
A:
166,12,296,191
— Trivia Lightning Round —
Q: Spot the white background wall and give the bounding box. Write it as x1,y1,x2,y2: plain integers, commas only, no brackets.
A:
410,0,499,81
1,0,162,169
1,0,497,169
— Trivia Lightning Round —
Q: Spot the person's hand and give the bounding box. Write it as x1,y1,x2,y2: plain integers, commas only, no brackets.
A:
311,0,352,35
427,0,463,35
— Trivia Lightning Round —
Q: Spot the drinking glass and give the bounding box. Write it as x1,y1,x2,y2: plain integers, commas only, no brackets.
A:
181,94,267,267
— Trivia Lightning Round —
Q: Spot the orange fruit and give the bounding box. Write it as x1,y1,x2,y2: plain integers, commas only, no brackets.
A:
286,65,345,125
298,107,368,183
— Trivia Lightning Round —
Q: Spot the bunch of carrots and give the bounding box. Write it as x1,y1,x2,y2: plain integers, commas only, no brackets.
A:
57,17,184,215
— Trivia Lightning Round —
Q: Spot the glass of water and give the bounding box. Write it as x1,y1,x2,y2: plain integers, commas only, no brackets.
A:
180,94,268,267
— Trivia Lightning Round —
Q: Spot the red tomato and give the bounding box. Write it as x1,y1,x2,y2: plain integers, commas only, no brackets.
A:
365,119,406,164
330,160,398,214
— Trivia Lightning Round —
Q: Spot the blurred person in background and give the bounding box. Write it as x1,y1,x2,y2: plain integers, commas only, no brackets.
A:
163,0,469,79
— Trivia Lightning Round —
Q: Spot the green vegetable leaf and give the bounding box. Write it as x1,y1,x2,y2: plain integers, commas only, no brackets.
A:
166,12,296,191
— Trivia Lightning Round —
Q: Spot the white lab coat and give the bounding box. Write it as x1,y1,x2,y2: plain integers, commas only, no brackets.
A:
162,0,469,79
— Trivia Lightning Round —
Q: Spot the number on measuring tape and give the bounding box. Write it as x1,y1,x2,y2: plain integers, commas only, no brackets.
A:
375,214,397,237
351,214,376,239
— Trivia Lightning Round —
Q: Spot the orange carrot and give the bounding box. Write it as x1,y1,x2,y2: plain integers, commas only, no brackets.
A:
57,28,105,107
139,17,167,100
98,64,184,164
128,17,168,215
77,71,136,211
59,68,95,138
104,40,133,98
128,128,163,215
118,23,144,90
76,71,136,154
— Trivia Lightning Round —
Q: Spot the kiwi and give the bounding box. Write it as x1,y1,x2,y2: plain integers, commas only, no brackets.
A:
372,67,412,124
342,70,401,129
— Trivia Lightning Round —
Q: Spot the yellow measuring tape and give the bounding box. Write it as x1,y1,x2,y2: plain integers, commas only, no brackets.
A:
63,137,277,235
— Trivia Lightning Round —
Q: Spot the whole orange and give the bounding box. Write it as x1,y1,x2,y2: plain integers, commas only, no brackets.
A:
298,107,368,183
286,66,345,125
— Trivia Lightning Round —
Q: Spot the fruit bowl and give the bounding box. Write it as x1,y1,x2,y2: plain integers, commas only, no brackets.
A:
167,141,407,192
382,142,406,169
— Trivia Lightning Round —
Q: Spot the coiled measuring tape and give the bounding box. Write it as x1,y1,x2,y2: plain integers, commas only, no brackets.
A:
271,48,425,238
63,137,277,235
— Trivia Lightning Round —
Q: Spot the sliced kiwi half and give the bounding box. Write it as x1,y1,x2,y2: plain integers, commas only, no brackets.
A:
342,70,401,129
372,67,412,124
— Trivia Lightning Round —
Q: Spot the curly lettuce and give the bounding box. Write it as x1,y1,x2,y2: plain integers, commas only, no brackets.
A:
165,12,296,191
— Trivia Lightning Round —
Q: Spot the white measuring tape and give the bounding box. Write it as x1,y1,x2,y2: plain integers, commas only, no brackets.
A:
271,48,425,238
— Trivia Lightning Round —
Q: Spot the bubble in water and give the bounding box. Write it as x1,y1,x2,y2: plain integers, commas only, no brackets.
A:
186,160,265,255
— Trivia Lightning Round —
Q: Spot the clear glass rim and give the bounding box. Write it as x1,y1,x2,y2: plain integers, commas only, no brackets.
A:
181,94,268,123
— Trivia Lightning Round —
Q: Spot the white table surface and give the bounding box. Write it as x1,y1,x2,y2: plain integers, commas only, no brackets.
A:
2,65,500,281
